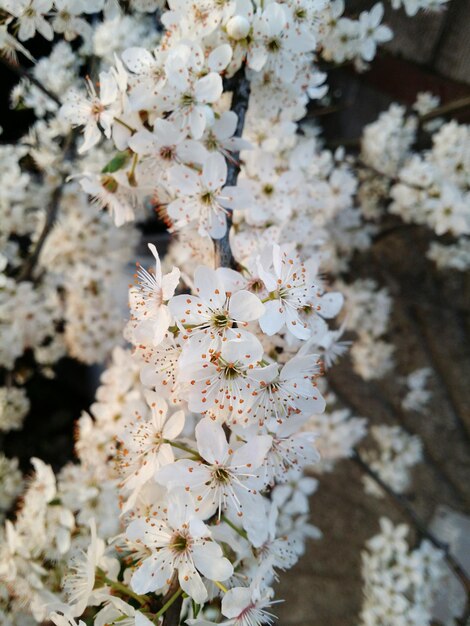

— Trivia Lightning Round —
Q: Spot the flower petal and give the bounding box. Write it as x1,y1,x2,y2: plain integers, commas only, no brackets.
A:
195,418,229,465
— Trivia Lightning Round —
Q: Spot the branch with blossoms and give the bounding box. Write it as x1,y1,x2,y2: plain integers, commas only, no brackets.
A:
214,67,251,268
353,451,470,596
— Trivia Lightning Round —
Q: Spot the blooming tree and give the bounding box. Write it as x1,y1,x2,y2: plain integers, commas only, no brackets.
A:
1,1,469,625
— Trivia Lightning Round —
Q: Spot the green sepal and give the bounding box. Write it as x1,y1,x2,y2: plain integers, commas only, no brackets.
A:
101,151,130,174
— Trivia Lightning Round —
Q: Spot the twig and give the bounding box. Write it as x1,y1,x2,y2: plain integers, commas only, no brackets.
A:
0,55,61,107
420,96,470,123
16,133,74,282
328,377,469,506
96,570,149,606
214,66,251,269
353,450,470,597
161,576,184,626
16,185,63,282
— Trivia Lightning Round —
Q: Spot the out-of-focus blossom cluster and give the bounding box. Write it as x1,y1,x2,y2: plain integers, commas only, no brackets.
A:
359,97,470,271
360,518,446,626
362,425,423,497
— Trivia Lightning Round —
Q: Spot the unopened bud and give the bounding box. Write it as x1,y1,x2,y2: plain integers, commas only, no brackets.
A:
226,15,250,40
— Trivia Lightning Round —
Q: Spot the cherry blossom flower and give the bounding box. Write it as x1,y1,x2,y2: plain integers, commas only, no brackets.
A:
201,111,252,160
2,0,54,42
256,415,320,484
121,46,167,112
156,43,226,139
177,333,264,419
127,489,233,602
248,2,314,81
358,4,392,62
129,243,180,346
118,390,185,510
167,153,251,238
129,119,206,168
137,333,183,405
257,244,314,340
245,354,325,428
188,586,277,626
93,597,154,626
60,71,121,153
156,417,271,521
62,519,118,617
169,266,264,351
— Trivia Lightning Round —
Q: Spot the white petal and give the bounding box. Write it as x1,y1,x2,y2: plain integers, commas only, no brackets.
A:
98,70,118,106
207,44,233,72
148,243,162,282
195,418,229,465
212,111,237,140
78,122,102,154
281,354,318,380
206,210,227,239
231,435,272,470
222,587,252,619
221,335,263,365
202,152,227,190
168,164,200,195
162,410,185,440
152,307,172,346
194,266,226,308
194,73,223,104
317,292,344,318
156,460,208,491
229,290,265,322
219,185,252,209
178,561,207,604
161,267,180,300
193,543,233,581
131,556,172,594
169,294,210,325
259,300,285,335
128,128,157,154
121,47,154,73
188,107,207,140
285,306,311,340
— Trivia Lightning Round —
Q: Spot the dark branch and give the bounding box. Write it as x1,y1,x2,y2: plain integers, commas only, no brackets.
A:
16,185,63,282
214,67,251,269
16,134,74,282
161,576,183,626
353,450,470,599
0,55,61,107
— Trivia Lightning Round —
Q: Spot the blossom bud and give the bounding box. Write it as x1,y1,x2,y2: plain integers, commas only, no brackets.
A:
226,15,250,40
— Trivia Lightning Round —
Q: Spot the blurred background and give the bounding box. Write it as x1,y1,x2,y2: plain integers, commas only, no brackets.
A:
275,2,470,624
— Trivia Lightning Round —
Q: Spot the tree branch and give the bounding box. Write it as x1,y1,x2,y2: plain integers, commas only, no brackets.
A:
161,576,183,626
16,133,74,282
0,55,61,107
214,67,251,269
353,450,470,600
420,96,470,123
16,185,63,282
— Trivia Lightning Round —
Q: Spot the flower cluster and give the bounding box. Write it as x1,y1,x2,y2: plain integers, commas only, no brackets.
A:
0,0,462,625
401,367,432,413
360,518,446,626
0,121,138,463
0,454,22,521
362,425,423,498
359,99,470,271
389,0,448,16
338,279,395,381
